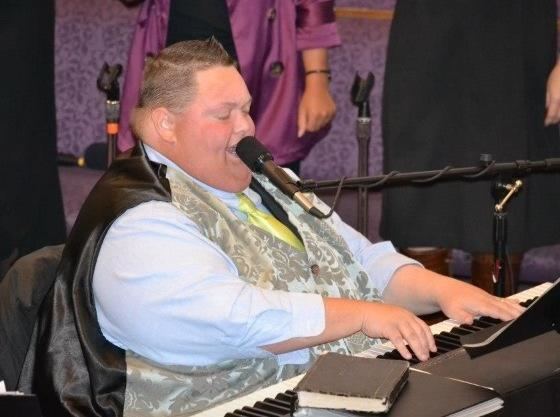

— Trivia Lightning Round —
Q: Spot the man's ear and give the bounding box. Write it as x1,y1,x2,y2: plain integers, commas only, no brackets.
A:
150,107,176,144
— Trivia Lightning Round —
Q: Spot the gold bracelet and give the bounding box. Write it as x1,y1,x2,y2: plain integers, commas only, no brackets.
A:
305,69,331,81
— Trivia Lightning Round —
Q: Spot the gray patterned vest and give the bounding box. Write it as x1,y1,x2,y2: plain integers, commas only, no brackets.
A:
124,167,384,416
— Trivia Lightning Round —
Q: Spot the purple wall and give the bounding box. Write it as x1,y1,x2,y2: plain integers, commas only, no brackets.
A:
55,0,136,156
55,0,560,282
54,0,560,181
54,0,396,177
339,0,396,8
301,14,391,179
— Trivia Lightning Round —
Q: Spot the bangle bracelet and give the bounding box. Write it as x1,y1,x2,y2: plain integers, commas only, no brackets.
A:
305,69,331,81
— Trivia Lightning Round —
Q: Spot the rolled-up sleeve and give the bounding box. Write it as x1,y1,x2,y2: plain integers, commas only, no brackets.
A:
93,201,325,367
296,0,341,50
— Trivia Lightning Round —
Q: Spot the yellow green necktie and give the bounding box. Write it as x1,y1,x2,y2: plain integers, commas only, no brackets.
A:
237,193,304,251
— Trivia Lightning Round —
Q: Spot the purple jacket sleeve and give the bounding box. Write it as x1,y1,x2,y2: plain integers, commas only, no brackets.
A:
295,0,341,51
118,0,170,152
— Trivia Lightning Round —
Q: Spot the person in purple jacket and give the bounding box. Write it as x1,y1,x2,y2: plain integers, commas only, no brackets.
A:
119,0,340,174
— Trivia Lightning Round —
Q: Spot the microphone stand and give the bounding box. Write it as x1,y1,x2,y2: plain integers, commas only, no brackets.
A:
97,63,123,168
492,179,523,296
299,156,560,191
351,72,375,237
299,155,560,296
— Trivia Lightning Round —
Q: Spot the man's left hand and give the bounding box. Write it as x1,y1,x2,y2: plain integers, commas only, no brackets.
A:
436,278,525,325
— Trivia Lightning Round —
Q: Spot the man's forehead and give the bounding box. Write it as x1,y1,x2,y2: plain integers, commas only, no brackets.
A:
194,67,251,107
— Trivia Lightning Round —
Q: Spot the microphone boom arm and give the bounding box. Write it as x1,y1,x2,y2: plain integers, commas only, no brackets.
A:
298,157,560,191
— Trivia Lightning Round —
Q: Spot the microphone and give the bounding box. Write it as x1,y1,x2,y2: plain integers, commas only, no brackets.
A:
235,136,325,218
57,142,108,170
57,153,86,167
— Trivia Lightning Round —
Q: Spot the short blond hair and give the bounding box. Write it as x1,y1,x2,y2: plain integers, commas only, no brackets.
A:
130,38,235,139
138,38,235,112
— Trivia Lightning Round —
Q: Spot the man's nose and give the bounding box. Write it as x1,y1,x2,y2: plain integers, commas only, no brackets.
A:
235,112,255,136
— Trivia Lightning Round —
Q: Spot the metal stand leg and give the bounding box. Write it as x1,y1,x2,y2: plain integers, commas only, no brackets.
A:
351,72,375,237
97,63,123,167
492,179,523,296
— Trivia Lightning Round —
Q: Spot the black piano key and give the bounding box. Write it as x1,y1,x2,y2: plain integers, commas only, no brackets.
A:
242,405,285,417
405,347,422,364
379,352,396,360
254,399,291,414
436,333,462,346
461,323,484,332
275,392,294,402
471,318,492,328
434,335,461,350
225,411,257,417
381,350,401,359
521,297,537,307
276,391,297,413
450,326,473,336
477,316,501,326
435,343,460,353
439,331,462,341
378,349,417,363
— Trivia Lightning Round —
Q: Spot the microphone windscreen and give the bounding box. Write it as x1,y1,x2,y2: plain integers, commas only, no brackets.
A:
235,136,272,172
84,142,108,170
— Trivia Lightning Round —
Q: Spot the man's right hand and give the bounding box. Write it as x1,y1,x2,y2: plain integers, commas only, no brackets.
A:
263,297,436,362
360,302,436,361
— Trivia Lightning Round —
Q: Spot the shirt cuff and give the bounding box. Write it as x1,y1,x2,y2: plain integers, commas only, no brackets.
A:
366,250,423,294
276,293,324,366
248,293,324,365
296,22,341,51
288,292,325,338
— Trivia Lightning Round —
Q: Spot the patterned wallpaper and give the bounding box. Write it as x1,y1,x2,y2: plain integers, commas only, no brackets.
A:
55,0,136,156
54,0,396,180
301,15,391,180
54,0,559,182
338,0,396,8
54,0,560,279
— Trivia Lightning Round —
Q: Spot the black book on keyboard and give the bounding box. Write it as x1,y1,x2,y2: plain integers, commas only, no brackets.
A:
294,353,409,413
295,369,502,417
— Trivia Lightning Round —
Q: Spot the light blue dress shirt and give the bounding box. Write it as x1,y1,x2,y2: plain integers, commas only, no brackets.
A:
92,146,419,367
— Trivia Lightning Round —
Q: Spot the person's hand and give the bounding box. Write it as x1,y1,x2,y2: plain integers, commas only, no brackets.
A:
361,302,436,361
297,77,336,138
545,60,560,126
435,278,524,325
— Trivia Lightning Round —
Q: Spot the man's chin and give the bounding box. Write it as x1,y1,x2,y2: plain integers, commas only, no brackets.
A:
221,173,252,193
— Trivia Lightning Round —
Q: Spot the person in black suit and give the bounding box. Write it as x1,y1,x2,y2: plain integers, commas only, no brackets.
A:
381,0,560,294
0,0,66,279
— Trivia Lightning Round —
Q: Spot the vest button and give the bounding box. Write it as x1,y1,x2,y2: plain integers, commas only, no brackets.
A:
310,264,320,277
266,7,277,21
269,61,284,77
